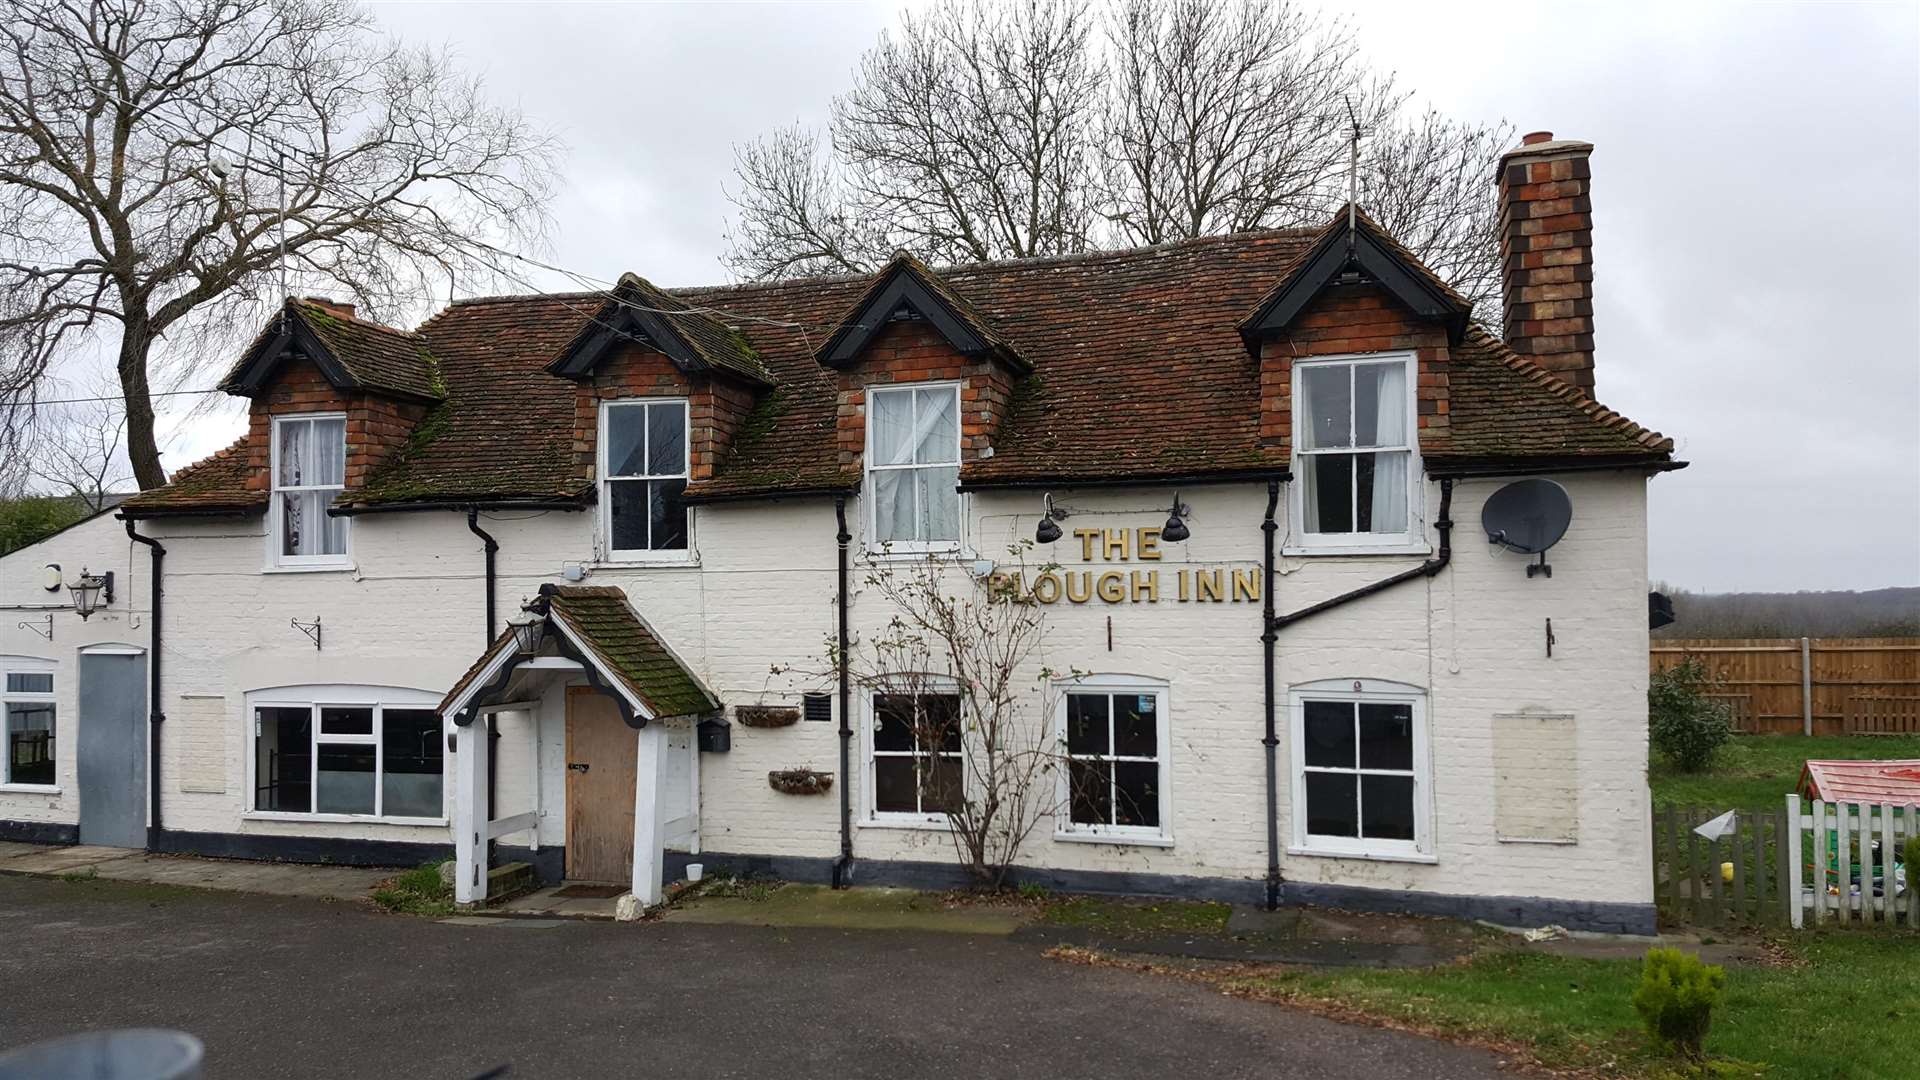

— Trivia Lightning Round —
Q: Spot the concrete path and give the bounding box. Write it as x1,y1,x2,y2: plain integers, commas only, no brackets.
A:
0,874,1514,1079
0,842,389,901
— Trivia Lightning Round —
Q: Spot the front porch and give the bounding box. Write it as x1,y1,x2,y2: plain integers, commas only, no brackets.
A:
438,585,720,911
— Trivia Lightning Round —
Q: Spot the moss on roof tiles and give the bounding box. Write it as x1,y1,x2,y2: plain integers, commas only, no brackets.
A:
547,587,719,719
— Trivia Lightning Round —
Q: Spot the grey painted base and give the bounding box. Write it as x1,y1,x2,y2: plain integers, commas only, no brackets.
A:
153,829,452,869
668,850,1655,935
495,844,565,885
0,820,79,846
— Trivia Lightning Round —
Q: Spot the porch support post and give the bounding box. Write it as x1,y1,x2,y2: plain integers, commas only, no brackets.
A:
453,720,491,905
631,722,668,906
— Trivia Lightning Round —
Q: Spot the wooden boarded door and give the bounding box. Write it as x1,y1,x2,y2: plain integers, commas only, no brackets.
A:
565,688,638,883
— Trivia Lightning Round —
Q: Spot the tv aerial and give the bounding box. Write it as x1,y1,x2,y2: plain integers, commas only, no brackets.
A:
1481,478,1573,578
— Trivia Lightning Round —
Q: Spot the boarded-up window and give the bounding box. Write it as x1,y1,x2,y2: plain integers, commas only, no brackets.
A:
1493,711,1577,844
176,694,228,794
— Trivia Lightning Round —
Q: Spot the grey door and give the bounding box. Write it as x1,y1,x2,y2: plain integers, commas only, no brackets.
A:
78,650,147,848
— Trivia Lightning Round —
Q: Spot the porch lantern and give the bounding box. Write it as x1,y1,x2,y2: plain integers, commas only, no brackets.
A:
68,568,112,620
506,599,546,654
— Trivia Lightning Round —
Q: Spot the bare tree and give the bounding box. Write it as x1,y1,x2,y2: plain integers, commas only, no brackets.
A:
722,125,886,280
0,0,558,489
783,549,1069,887
1097,0,1394,245
1357,109,1514,319
27,376,133,511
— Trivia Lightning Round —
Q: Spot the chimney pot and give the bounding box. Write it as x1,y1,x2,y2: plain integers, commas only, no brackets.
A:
1497,133,1597,392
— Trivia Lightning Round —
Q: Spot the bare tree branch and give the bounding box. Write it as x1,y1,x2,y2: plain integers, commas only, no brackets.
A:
0,0,560,487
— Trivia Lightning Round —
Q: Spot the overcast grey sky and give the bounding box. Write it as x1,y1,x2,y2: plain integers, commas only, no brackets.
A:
155,0,1920,593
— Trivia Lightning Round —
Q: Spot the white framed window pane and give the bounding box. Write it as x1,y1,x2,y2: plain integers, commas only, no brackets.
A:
315,743,376,814
647,403,686,476
1358,702,1414,770
1114,761,1159,828
871,390,914,466
1303,455,1354,533
281,490,346,557
917,465,960,541
1361,774,1416,840
608,479,651,550
1354,362,1407,448
914,387,958,464
307,417,345,485
606,404,647,476
6,702,55,786
276,418,308,486
872,469,914,542
5,673,52,694
320,706,373,736
648,479,689,550
381,709,444,818
255,707,312,812
1300,365,1352,449
1302,700,1356,768
1357,452,1408,534
1306,772,1359,837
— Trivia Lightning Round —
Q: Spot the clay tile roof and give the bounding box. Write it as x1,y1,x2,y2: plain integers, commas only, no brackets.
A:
124,224,1676,512
118,438,263,516
545,586,720,720
814,250,1026,372
549,273,772,386
1798,759,1920,803
295,303,444,401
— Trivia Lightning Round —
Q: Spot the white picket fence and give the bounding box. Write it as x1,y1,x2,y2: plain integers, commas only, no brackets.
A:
1786,795,1917,928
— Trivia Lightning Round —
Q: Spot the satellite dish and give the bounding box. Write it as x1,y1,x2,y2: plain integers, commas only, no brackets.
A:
1481,478,1572,578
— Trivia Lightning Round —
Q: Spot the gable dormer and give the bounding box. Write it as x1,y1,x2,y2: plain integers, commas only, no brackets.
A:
545,273,771,489
220,298,444,500
1238,209,1472,459
814,252,1025,475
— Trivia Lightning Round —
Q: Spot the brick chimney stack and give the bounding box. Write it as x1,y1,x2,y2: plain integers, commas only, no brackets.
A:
1497,131,1596,391
303,295,357,320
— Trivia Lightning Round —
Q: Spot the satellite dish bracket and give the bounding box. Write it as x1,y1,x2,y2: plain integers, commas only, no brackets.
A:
1527,551,1553,579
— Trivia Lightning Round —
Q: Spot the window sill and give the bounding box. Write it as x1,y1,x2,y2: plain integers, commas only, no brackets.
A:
1282,542,1431,558
861,546,970,563
0,784,60,795
1287,844,1435,865
1054,830,1173,849
590,555,701,570
1496,835,1578,846
858,815,952,832
242,811,448,827
262,563,356,575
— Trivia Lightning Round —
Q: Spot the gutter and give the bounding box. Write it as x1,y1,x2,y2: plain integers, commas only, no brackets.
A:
123,519,166,847
681,485,857,506
1263,478,1455,909
330,497,586,517
1426,457,1687,480
831,495,854,888
1259,480,1281,910
957,469,1289,494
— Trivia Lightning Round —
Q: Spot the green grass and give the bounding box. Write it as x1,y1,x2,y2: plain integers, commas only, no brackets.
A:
1650,734,1920,812
1229,931,1920,1078
1042,896,1231,937
370,861,456,917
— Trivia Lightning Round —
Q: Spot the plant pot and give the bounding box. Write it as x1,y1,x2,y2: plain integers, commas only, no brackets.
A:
736,705,800,729
768,769,834,795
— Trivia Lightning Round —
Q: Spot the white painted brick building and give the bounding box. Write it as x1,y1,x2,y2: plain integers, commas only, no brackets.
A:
0,132,1676,931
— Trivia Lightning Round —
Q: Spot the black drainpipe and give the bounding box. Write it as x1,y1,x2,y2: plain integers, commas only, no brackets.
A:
831,495,854,888
1260,480,1281,910
466,509,500,866
1264,479,1454,909
124,520,166,849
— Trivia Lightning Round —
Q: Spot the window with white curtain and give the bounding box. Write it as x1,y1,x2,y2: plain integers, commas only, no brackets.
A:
867,383,961,550
270,414,349,566
1292,354,1419,548
600,399,690,560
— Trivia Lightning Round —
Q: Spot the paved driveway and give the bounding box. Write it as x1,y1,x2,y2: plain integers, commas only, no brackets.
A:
0,875,1511,1079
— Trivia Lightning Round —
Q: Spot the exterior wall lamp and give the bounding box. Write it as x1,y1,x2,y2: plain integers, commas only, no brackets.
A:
1161,493,1191,543
507,597,548,654
1035,492,1067,544
69,568,113,620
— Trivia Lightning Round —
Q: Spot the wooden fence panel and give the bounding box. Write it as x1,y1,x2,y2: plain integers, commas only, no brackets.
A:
1784,795,1916,928
1653,804,1789,926
1652,637,1920,736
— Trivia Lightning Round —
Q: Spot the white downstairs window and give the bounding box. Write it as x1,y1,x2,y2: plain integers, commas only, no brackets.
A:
1056,676,1171,845
270,413,350,567
1,660,56,789
1292,353,1420,551
867,383,961,551
250,688,445,821
1289,679,1430,860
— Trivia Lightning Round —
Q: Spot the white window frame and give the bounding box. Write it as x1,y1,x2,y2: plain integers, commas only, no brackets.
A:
267,412,352,570
1288,352,1424,555
597,398,694,564
864,381,964,555
1053,674,1173,847
244,685,446,825
0,657,58,792
1288,678,1433,862
861,679,965,829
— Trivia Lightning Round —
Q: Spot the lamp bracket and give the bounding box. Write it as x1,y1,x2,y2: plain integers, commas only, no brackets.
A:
291,616,322,650
15,614,52,641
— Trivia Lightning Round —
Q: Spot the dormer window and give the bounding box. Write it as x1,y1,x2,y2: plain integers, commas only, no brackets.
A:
600,399,690,560
271,414,349,567
1292,353,1420,550
867,384,960,550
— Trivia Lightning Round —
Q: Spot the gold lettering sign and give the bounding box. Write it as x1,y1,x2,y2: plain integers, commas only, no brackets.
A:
988,526,1259,606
